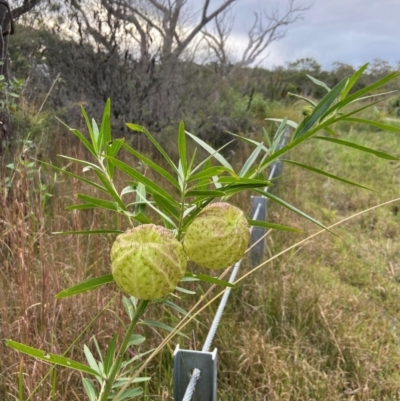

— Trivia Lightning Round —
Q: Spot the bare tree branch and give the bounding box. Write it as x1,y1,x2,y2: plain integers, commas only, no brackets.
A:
11,0,42,19
237,0,310,68
172,0,236,58
202,9,234,66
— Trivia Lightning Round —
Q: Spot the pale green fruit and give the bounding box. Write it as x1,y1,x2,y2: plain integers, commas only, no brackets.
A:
111,224,187,300
183,202,250,269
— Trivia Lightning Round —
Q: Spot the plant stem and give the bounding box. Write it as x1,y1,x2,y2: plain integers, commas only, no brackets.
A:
98,299,149,401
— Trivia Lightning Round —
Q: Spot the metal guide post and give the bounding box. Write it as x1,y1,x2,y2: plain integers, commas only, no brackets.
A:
173,345,217,401
250,195,267,266
173,128,290,399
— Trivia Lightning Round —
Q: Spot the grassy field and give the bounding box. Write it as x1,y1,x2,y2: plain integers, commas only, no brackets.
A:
2,110,400,400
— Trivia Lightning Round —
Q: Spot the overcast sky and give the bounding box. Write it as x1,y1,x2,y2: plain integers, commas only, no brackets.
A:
225,0,399,70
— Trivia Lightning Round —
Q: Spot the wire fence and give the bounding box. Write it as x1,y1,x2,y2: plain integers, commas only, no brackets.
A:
173,130,290,400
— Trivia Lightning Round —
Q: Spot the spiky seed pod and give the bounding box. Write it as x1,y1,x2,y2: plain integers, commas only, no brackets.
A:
183,202,250,269
111,224,187,300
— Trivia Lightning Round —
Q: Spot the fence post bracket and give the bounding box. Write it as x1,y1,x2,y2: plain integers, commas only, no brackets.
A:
173,345,217,401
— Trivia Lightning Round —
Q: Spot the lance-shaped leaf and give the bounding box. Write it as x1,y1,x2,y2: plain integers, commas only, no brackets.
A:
341,117,400,133
52,229,122,235
5,341,99,377
40,161,107,193
117,141,180,189
186,131,233,170
284,160,371,190
57,116,97,159
107,156,178,206
126,123,177,172
254,189,330,232
294,77,348,139
178,121,188,178
248,220,302,233
55,274,115,298
314,136,399,160
184,272,235,288
77,194,120,212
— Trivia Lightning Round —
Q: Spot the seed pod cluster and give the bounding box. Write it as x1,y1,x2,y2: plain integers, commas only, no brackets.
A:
111,203,249,299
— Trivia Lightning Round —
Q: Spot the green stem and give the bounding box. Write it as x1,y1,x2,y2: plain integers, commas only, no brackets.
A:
98,299,149,401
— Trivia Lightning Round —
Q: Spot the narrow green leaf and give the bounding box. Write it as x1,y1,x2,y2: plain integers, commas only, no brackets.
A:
80,107,97,155
107,157,178,206
248,220,301,232
100,99,112,150
127,334,146,346
188,166,229,183
117,141,180,189
55,274,115,298
153,193,180,219
265,118,298,130
255,190,330,232
284,160,371,190
342,117,400,133
52,230,122,235
77,194,120,211
92,337,103,364
140,320,189,338
340,63,368,100
186,189,226,197
94,171,126,210
57,155,102,172
104,335,118,375
184,272,235,288
175,286,196,295
65,203,97,211
5,341,99,377
107,138,124,158
225,130,270,153
186,131,233,170
315,136,399,160
178,121,188,177
122,297,134,320
57,116,97,159
40,161,107,193
190,140,236,175
126,123,177,172
163,300,192,318
134,182,146,215
84,345,101,376
239,142,264,177
135,191,177,227
330,71,400,116
115,388,143,400
294,78,348,139
306,74,331,92
287,92,317,106
132,212,153,225
187,147,197,173
82,379,98,401
91,119,100,153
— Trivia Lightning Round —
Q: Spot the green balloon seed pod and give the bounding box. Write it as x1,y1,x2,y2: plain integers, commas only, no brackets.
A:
183,202,250,269
111,224,187,300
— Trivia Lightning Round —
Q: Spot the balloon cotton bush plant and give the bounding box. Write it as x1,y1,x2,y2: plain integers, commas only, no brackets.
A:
6,63,400,400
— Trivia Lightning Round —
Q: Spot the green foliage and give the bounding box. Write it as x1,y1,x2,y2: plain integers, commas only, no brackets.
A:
0,74,25,112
